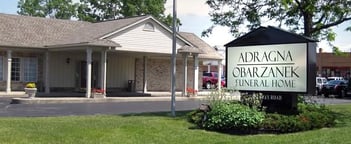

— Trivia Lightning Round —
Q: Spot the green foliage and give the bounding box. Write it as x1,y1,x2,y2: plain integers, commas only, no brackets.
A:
17,0,77,19
202,102,265,131
262,103,336,133
17,0,179,27
333,46,348,56
0,104,349,143
187,109,205,127
189,90,336,134
204,0,351,42
77,0,178,27
240,92,264,110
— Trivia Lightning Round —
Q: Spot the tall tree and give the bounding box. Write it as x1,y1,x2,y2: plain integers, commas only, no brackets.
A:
203,0,351,44
78,0,166,21
77,0,179,27
77,0,122,22
18,0,179,27
17,0,77,19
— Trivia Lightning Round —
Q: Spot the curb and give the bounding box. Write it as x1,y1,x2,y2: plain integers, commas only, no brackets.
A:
11,96,207,104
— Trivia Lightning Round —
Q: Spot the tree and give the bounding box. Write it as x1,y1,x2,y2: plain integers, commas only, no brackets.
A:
18,0,179,27
77,0,122,22
77,0,180,27
17,0,77,19
203,0,351,43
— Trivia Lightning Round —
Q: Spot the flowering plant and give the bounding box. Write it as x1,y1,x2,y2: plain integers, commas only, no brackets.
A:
186,87,198,97
92,88,105,94
25,82,36,88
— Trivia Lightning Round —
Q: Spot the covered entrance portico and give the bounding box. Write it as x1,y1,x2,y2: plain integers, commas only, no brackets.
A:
0,14,224,98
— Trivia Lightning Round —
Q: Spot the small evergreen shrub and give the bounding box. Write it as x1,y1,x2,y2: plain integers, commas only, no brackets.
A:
261,103,336,133
202,102,264,131
187,109,206,127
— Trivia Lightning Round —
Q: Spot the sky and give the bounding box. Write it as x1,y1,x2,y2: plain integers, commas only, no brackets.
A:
0,0,350,52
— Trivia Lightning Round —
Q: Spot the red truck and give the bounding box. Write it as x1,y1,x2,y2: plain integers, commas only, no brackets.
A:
202,72,226,89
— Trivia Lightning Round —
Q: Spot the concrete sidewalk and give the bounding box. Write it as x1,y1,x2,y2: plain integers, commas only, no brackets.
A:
3,90,234,104
11,96,208,104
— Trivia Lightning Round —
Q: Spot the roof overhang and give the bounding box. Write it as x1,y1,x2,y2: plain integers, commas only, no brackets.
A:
178,45,204,54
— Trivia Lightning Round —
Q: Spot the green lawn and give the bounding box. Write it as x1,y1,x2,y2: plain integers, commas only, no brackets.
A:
1,104,351,144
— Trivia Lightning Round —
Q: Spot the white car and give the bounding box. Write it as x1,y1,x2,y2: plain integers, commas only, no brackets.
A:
316,77,327,95
327,77,344,81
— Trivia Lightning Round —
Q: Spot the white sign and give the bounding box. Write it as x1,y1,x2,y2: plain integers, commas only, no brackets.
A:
227,43,307,92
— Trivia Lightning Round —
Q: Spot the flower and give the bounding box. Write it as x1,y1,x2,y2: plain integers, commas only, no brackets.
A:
186,87,197,96
25,82,36,88
92,88,105,94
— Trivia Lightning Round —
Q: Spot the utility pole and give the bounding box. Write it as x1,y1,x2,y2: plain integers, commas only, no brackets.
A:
170,0,177,117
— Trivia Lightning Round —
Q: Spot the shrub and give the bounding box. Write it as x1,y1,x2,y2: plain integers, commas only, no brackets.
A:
262,113,308,133
240,92,264,110
202,102,264,131
298,103,336,128
187,109,206,127
261,103,336,133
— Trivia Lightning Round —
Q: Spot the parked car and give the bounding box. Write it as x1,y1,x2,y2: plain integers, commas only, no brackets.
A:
202,72,226,89
327,77,344,81
321,80,348,98
316,77,327,95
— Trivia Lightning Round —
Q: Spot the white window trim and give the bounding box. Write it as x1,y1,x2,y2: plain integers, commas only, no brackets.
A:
10,57,38,82
11,57,21,82
22,57,38,82
143,22,155,32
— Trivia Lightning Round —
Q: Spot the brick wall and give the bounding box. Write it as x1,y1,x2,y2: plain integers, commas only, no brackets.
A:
135,57,203,91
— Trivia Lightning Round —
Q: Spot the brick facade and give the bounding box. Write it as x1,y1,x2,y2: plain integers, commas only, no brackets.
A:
317,51,351,78
135,57,203,91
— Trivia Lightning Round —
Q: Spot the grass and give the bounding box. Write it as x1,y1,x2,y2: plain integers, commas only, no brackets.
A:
0,104,351,144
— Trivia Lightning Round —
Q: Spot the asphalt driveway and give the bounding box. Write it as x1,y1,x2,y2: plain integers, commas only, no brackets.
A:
0,97,203,117
0,96,350,117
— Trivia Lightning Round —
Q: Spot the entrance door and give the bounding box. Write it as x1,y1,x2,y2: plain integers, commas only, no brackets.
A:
79,61,98,89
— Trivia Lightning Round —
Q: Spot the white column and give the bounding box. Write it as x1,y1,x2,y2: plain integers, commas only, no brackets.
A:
143,56,148,93
182,54,188,96
44,51,50,93
100,50,107,96
6,50,12,93
86,48,92,98
217,60,222,90
193,54,199,94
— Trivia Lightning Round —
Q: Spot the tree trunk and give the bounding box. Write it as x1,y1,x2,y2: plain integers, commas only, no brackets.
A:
303,12,313,37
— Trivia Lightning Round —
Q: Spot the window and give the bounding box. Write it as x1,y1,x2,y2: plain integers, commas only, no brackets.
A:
0,56,3,81
11,58,20,81
10,57,38,82
23,57,38,82
143,22,155,32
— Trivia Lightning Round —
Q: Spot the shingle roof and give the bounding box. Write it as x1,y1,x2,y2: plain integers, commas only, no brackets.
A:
48,15,149,47
0,13,90,48
0,13,146,48
178,45,204,54
179,32,223,60
0,13,222,60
